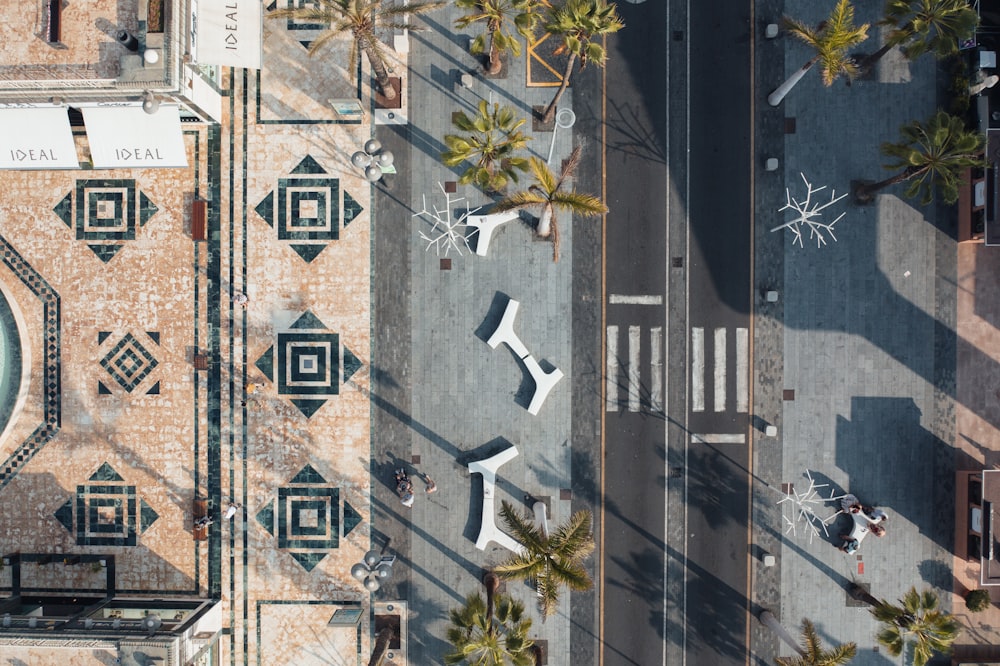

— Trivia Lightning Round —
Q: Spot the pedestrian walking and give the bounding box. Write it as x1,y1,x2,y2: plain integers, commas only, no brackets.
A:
233,291,249,308
224,502,242,520
395,468,415,507
424,475,437,494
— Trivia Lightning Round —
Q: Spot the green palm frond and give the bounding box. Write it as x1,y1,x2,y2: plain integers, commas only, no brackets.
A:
493,191,548,211
495,500,595,616
550,191,607,216
775,618,857,666
445,591,534,666
783,0,868,86
527,157,559,195
878,110,985,204
548,509,596,559
544,0,624,59
492,146,606,261
883,0,978,60
547,557,593,591
454,0,543,66
498,500,546,547
869,587,961,666
441,102,531,192
267,0,443,85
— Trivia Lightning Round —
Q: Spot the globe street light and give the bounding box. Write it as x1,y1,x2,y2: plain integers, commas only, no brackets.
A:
350,549,395,591
351,139,395,183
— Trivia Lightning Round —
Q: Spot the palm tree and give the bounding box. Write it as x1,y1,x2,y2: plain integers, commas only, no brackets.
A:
773,618,857,666
857,0,978,75
455,0,543,75
493,145,607,262
367,626,395,666
445,588,535,665
492,499,595,618
267,0,445,101
539,0,624,124
854,110,985,204
767,0,869,106
441,100,531,192
849,584,961,666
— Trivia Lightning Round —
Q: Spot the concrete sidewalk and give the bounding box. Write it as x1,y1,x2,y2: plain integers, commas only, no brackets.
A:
752,0,970,664
369,4,592,665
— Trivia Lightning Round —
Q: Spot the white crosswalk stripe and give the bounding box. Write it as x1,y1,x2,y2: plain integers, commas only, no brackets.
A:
714,328,726,412
691,326,749,414
628,326,641,412
606,326,619,412
605,325,665,413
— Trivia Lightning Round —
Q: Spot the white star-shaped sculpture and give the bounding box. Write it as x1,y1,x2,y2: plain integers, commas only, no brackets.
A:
413,183,481,256
772,173,847,248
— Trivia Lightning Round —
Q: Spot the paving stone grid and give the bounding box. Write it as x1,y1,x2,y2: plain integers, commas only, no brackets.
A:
750,0,1000,663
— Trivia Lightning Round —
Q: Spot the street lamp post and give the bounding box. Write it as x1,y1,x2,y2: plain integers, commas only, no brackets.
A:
350,548,396,591
351,139,395,183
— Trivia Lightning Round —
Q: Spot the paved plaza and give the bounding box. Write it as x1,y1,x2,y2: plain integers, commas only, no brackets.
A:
0,1,591,664
5,0,1000,664
0,13,379,666
753,0,1000,662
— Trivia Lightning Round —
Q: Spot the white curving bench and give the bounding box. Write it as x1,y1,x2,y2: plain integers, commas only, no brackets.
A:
532,500,550,537
468,446,525,554
467,210,519,256
523,354,564,416
486,298,530,360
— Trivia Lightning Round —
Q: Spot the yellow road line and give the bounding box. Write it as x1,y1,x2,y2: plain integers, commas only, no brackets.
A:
598,31,608,666
745,0,757,662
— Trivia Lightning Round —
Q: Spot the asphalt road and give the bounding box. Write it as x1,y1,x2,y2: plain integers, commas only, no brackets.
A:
586,0,753,663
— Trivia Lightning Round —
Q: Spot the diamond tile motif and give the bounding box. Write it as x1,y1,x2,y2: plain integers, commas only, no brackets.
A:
54,498,74,533
140,498,159,534
49,179,160,263
342,500,362,537
279,331,337,395
256,500,276,535
289,552,327,572
253,155,363,263
91,462,123,482
258,465,355,572
255,310,362,418
100,332,159,392
55,463,160,546
278,487,338,550
291,464,326,484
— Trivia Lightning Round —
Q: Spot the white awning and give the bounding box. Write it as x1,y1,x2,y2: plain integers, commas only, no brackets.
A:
0,106,79,169
82,104,188,168
194,0,263,70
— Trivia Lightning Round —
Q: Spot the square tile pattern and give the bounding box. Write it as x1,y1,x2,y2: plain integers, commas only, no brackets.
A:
278,487,339,549
278,332,337,395
77,180,135,240
278,178,339,240
77,483,137,546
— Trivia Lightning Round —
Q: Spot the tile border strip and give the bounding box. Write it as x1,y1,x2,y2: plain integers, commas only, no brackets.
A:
0,234,60,491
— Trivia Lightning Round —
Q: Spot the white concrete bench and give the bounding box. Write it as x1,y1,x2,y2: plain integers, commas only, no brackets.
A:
486,298,530,360
468,446,525,554
523,354,564,416
467,210,519,256
532,500,550,537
